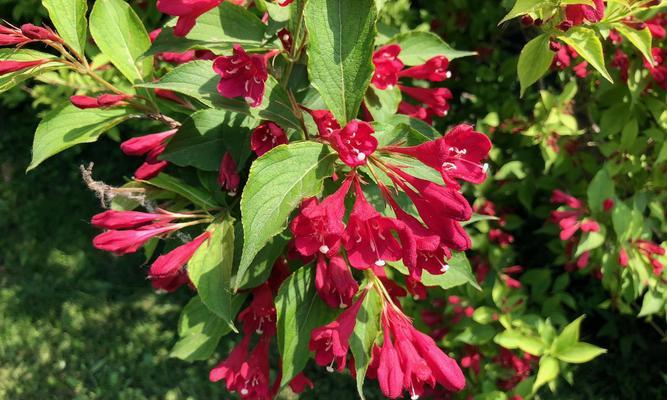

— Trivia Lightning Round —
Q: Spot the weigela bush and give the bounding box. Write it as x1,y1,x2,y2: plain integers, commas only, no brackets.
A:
2,0,666,399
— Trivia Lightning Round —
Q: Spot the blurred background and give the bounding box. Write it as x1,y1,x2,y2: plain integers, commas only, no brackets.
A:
1,0,665,399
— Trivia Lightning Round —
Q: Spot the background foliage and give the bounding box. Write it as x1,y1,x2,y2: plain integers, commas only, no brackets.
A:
1,0,666,399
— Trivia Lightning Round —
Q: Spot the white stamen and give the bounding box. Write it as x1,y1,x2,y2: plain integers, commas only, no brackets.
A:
282,34,290,41
319,245,330,254
445,71,452,79
241,388,249,395
482,163,490,173
442,162,457,171
244,96,254,104
326,360,335,373
375,260,386,267
441,263,450,272
356,152,366,161
413,295,420,301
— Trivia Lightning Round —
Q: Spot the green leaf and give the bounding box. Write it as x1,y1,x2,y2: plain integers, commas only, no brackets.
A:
42,0,88,56
574,230,605,258
472,306,497,324
161,109,255,171
188,217,237,331
552,315,583,353
304,0,377,123
0,49,62,94
170,295,245,361
587,168,615,214
392,251,481,291
613,24,653,65
239,142,335,287
349,289,382,400
147,3,268,55
390,31,476,65
137,61,301,130
374,123,431,147
234,233,288,291
494,330,524,349
554,342,606,364
638,290,664,317
533,356,559,392
518,34,553,97
89,0,152,83
28,104,130,171
365,85,401,123
144,174,218,209
500,0,550,24
276,265,337,387
560,27,613,83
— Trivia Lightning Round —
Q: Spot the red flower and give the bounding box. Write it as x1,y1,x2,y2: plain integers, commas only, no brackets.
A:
399,86,452,117
149,231,211,279
644,47,667,90
399,56,450,82
250,122,288,156
564,0,605,25
398,102,432,123
70,93,132,109
288,373,313,394
149,28,197,64
315,255,359,309
307,109,341,139
388,124,491,189
0,59,50,76
20,24,61,42
156,0,222,37
210,334,252,389
213,45,276,107
290,177,351,257
372,44,404,89
278,0,295,6
151,270,191,292
377,306,465,399
91,210,175,230
309,291,366,372
121,130,177,156
573,61,589,78
93,223,180,255
551,189,584,209
344,181,401,269
134,160,169,180
238,284,277,336
0,24,28,46
612,49,630,82
218,152,240,195
331,120,378,167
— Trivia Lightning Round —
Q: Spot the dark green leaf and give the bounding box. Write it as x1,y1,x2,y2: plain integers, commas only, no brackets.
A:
238,142,335,286
349,289,382,400
276,265,338,387
145,173,218,209
518,34,553,97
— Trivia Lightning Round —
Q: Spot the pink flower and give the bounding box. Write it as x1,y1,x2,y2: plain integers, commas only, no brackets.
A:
237,284,277,336
156,0,222,37
388,124,491,189
309,290,366,372
399,86,452,117
210,334,251,389
0,59,50,75
91,210,175,229
573,61,589,78
290,177,351,257
315,255,359,309
372,44,404,89
612,49,630,82
344,181,401,269
93,223,180,255
288,373,313,394
278,0,295,6
70,94,132,109
398,102,431,123
121,130,178,156
250,122,288,156
134,160,169,180
232,336,272,398
151,270,191,292
218,152,240,195
644,47,667,90
618,247,629,267
20,24,61,42
0,25,28,46
398,56,450,81
307,109,340,139
564,0,605,25
213,45,276,107
376,307,465,399
551,189,583,209
149,231,211,279
646,13,666,39
331,120,378,167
